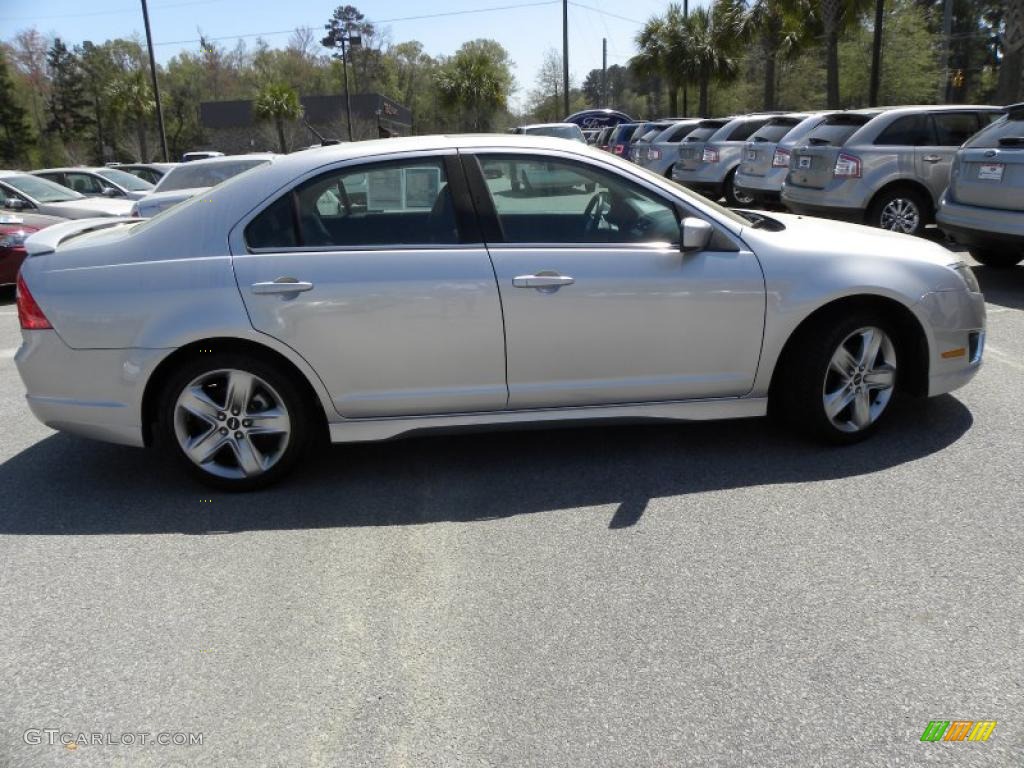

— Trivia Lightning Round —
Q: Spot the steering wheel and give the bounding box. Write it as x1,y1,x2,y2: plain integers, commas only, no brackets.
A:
583,191,610,238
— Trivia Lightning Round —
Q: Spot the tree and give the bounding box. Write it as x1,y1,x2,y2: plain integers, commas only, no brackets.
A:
322,5,375,92
997,0,1024,101
435,40,514,131
254,82,302,152
528,49,565,122
680,1,748,116
109,68,156,161
45,38,93,150
817,0,871,107
0,50,32,165
746,0,809,109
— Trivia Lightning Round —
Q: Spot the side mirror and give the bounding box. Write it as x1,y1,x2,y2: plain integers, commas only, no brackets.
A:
680,217,713,253
101,187,121,197
3,198,28,211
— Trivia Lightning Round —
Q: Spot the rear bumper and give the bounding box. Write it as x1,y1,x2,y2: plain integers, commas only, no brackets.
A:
936,196,1024,249
14,330,167,448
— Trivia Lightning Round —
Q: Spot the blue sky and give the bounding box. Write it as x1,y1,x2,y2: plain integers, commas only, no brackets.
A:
1,0,679,110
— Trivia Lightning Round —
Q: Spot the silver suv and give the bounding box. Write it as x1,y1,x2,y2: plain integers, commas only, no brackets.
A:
637,119,701,176
937,104,1024,268
672,115,778,205
782,105,1003,235
734,112,824,205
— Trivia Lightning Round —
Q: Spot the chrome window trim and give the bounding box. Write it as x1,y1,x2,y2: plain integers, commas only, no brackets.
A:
244,243,488,255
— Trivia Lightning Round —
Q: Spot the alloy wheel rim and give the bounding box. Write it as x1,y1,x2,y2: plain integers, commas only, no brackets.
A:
879,198,920,234
173,368,291,479
733,178,755,205
822,326,897,433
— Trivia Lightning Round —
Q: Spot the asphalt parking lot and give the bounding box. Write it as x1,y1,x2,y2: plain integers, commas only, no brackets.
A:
0,249,1022,768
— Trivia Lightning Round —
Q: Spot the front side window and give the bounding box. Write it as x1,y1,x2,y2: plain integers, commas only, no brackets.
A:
97,168,154,191
875,114,936,146
246,158,459,250
4,174,82,202
65,173,107,195
477,154,678,245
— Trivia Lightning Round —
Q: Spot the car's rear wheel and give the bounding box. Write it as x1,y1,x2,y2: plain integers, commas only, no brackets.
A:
157,353,312,490
970,248,1023,268
774,314,899,444
870,188,929,235
725,168,755,207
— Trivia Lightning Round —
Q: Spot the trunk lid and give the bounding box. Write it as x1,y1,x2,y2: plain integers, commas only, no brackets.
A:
949,112,1024,211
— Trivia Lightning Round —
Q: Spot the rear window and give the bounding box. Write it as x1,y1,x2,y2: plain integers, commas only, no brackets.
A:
724,118,770,142
875,114,937,146
611,124,639,143
749,118,801,143
806,113,878,146
964,111,1024,148
155,159,270,192
523,125,584,141
661,123,698,143
684,122,726,142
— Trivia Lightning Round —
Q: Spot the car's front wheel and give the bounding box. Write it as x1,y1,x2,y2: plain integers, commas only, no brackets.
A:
970,248,1023,268
774,314,900,444
157,353,312,490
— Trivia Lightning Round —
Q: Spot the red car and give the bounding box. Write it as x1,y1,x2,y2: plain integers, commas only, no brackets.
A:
0,213,65,285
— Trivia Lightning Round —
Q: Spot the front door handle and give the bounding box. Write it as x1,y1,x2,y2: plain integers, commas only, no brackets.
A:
921,154,943,163
513,274,575,289
251,277,314,295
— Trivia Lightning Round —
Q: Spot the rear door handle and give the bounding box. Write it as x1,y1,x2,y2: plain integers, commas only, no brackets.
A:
922,155,943,163
513,274,575,288
251,278,314,295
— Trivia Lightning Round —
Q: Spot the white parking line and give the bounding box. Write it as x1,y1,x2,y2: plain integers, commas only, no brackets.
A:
985,344,1024,371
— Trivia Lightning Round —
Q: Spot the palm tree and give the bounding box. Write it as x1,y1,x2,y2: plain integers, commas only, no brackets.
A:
746,0,808,110
254,83,302,153
633,5,691,115
817,0,870,108
680,1,747,116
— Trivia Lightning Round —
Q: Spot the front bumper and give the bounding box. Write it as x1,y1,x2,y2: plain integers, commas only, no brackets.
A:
15,330,167,447
914,289,986,397
936,196,1024,250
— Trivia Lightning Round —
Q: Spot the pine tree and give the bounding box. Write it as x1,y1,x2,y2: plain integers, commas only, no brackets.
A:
0,51,33,165
45,38,93,144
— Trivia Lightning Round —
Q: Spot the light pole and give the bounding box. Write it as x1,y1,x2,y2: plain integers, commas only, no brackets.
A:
139,0,169,161
337,33,361,141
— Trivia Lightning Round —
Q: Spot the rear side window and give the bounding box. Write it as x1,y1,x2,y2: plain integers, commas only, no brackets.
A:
749,119,801,143
932,113,981,146
875,114,936,146
246,158,459,250
724,119,769,142
806,113,877,146
964,111,1024,148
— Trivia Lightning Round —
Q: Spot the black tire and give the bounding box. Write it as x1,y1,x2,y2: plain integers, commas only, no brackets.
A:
724,168,755,207
156,352,313,491
869,187,930,236
970,248,1023,268
664,164,675,179
772,311,901,445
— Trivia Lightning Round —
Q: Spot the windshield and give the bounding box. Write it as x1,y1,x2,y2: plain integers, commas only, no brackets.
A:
97,168,154,191
3,174,84,203
154,159,270,192
627,161,753,228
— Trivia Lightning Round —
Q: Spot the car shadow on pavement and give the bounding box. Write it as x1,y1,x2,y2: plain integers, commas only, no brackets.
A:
973,265,1024,311
0,395,972,535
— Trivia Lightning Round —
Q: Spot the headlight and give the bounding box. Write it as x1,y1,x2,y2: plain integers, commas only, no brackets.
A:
953,262,980,293
0,230,29,248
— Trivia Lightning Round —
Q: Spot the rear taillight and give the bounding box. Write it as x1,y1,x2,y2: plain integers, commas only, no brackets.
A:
16,273,52,330
702,147,720,163
648,147,661,160
612,145,624,155
833,153,862,178
772,148,791,168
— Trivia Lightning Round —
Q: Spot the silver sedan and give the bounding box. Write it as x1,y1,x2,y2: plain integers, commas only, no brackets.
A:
15,135,986,489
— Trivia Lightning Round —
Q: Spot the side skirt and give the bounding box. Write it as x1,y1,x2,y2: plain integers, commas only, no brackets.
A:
327,397,768,443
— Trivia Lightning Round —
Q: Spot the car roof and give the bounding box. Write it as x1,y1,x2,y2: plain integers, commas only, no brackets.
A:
166,153,277,167
870,104,1003,117
32,167,107,174
521,123,579,129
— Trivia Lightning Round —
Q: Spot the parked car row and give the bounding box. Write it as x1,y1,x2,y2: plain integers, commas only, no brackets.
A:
608,104,1023,268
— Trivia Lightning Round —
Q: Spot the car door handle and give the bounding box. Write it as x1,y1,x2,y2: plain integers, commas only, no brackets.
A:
251,278,314,294
512,274,575,288
922,155,943,163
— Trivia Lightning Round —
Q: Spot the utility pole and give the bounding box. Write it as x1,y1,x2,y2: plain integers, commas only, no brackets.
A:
139,0,168,161
601,38,607,105
562,0,570,117
868,0,884,106
340,34,354,141
940,0,953,102
682,0,689,116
